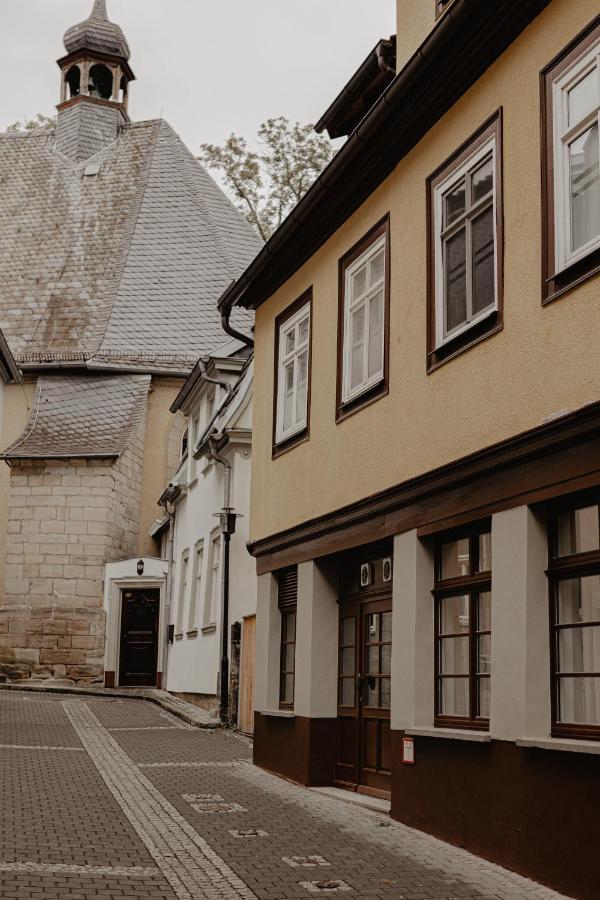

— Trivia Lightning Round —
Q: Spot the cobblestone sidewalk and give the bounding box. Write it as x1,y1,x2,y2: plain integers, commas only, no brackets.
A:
0,691,571,900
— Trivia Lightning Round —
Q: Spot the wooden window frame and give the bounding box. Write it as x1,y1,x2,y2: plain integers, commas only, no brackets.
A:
541,16,600,305
175,548,189,637
187,539,204,635
272,289,313,458
336,215,390,423
203,531,221,628
547,493,600,740
433,522,492,731
277,566,298,709
426,111,504,373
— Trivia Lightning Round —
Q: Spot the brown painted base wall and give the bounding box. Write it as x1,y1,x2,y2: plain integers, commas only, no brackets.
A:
391,731,600,900
254,713,336,786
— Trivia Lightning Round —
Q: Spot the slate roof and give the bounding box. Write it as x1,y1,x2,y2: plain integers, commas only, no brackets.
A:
2,374,150,460
64,0,131,61
0,118,261,375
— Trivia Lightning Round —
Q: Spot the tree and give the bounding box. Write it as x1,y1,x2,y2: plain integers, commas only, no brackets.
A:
200,117,335,241
7,113,56,133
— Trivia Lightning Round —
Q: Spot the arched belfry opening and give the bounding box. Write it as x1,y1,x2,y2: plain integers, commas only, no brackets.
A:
119,76,128,105
65,65,81,98
89,63,113,100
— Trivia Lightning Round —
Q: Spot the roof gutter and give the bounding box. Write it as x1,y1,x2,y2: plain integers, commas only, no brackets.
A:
218,282,254,349
220,0,550,314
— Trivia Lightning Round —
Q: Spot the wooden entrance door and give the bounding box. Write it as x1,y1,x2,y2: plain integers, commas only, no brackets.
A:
119,589,160,686
336,598,392,797
239,615,256,734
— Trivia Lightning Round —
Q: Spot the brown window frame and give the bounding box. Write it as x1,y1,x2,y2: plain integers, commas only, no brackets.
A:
433,522,492,731
277,566,298,709
547,493,600,741
540,15,600,306
426,110,504,373
272,288,313,459
336,215,391,424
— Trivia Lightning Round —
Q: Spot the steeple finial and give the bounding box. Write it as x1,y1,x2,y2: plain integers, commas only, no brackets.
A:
90,0,108,20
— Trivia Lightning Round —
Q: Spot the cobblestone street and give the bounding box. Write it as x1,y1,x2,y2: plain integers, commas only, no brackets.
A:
0,691,569,900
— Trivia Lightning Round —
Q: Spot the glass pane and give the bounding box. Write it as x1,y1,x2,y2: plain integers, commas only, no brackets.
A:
282,673,294,703
478,678,491,719
341,617,355,646
285,643,295,672
558,676,600,725
472,205,495,315
556,505,599,556
439,594,470,635
366,613,380,642
296,351,308,425
366,678,379,707
368,645,379,675
568,68,598,127
440,635,469,676
444,179,466,226
570,122,600,252
340,678,355,706
341,647,355,676
284,612,296,642
381,677,391,709
370,249,385,285
352,265,367,300
350,306,365,390
477,634,491,675
298,316,309,345
471,156,494,203
285,329,295,354
445,228,467,333
557,576,600,626
367,290,384,379
558,624,600,674
439,678,469,717
381,643,391,676
441,538,470,579
381,612,392,643
477,532,492,572
283,363,294,431
477,591,492,632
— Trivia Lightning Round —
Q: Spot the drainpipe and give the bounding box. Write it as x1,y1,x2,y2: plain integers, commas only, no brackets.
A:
158,485,180,689
206,434,238,725
218,282,254,350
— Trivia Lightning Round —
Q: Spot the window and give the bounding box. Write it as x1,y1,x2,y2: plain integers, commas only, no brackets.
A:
175,549,189,636
189,414,200,480
278,566,298,708
188,540,204,632
433,524,492,729
542,18,600,302
180,427,189,460
427,112,503,370
337,217,390,420
273,290,312,453
548,497,600,739
204,533,221,627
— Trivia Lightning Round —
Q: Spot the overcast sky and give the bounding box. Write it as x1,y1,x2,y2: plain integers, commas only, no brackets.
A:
0,0,396,152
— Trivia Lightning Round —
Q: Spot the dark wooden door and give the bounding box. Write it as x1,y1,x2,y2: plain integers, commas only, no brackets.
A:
336,597,392,798
119,589,160,687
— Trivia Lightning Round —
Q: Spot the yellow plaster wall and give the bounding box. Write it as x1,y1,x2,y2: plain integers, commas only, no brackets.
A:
250,0,600,543
138,376,184,558
396,0,437,71
0,379,37,598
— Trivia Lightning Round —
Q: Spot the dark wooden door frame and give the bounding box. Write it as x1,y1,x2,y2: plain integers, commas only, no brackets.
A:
118,588,160,687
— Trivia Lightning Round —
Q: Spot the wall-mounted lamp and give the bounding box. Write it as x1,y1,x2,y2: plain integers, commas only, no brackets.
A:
136,559,145,576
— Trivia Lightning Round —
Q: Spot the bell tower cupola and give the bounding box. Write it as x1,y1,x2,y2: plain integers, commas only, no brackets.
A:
55,0,136,161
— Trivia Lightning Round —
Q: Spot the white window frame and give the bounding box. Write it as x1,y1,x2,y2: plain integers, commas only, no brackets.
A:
341,235,387,404
188,413,200,482
275,301,311,445
433,135,498,349
552,37,600,273
175,548,189,635
188,539,204,631
204,532,221,627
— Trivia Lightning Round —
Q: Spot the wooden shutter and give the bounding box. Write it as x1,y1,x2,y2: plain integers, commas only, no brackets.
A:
277,566,298,610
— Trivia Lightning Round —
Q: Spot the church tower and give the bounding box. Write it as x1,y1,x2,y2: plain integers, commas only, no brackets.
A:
55,0,135,161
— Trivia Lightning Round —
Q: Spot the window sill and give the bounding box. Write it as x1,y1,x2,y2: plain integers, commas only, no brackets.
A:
186,629,198,639
336,380,388,424
201,623,217,635
272,427,309,460
517,737,600,756
405,727,491,743
543,246,600,306
427,316,502,373
261,709,295,719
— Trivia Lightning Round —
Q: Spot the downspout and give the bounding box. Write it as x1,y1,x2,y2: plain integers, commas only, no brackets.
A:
218,282,254,350
198,358,232,395
159,487,179,689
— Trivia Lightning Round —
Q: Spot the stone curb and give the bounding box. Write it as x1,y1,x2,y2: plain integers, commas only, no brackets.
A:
0,682,220,730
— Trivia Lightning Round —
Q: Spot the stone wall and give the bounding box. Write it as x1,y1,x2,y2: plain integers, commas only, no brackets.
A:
0,413,146,685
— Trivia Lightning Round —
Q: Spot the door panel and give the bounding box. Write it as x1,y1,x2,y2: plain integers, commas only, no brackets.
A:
119,589,160,687
336,597,392,797
239,616,256,734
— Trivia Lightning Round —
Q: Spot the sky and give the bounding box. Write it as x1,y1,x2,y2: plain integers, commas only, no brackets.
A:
0,0,396,153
